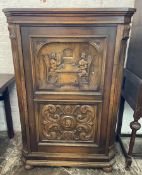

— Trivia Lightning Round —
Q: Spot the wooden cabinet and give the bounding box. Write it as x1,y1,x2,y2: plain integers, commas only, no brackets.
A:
3,8,135,172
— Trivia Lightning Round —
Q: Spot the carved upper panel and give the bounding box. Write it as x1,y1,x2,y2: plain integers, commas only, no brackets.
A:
32,38,105,91
39,104,96,142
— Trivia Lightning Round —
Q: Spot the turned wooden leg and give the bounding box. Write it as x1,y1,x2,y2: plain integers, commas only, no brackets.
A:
125,156,132,170
102,165,113,173
24,164,34,170
125,120,141,169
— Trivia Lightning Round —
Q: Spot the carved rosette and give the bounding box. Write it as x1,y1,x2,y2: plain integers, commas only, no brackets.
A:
40,104,96,141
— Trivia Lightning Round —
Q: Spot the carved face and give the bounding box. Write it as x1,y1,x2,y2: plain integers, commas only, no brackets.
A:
81,52,86,59
50,52,56,59
61,116,76,130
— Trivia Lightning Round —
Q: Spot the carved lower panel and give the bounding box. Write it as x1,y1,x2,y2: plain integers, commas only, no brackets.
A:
39,104,96,142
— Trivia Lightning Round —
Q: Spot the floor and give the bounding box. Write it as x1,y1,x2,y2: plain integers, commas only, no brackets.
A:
0,132,142,175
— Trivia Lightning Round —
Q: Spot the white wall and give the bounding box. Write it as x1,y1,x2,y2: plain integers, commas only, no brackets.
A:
0,0,135,132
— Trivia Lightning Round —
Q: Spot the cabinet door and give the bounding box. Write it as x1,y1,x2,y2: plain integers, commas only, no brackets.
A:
21,25,116,154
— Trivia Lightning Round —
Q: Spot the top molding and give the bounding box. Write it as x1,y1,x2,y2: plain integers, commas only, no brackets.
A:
3,8,136,24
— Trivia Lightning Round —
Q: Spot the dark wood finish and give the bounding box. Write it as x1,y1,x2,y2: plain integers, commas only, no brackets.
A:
126,72,142,168
116,96,125,141
116,0,142,169
102,166,113,173
116,69,142,169
0,74,15,138
3,8,135,170
116,70,142,136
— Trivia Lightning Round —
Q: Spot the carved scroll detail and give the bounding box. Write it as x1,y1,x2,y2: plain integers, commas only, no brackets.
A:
8,24,16,39
40,104,96,141
89,40,102,52
123,25,131,40
33,39,49,55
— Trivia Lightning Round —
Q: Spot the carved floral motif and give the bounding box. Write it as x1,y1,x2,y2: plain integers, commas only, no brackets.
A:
40,104,96,141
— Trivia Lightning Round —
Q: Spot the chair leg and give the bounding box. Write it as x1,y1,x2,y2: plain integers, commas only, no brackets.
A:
116,96,125,141
125,120,141,169
3,87,14,139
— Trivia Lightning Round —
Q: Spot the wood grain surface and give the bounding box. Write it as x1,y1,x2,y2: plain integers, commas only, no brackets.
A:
3,8,135,171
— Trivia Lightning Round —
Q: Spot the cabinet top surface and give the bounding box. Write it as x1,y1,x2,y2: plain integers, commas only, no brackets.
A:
3,8,135,14
3,8,135,24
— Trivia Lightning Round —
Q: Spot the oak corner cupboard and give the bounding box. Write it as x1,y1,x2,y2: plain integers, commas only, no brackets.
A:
3,8,135,172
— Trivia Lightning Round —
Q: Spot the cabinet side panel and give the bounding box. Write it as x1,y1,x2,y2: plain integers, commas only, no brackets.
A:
8,24,31,153
107,24,130,150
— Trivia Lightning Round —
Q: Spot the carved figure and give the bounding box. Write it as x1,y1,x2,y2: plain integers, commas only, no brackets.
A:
79,52,88,77
44,48,93,88
48,52,58,83
49,52,57,72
